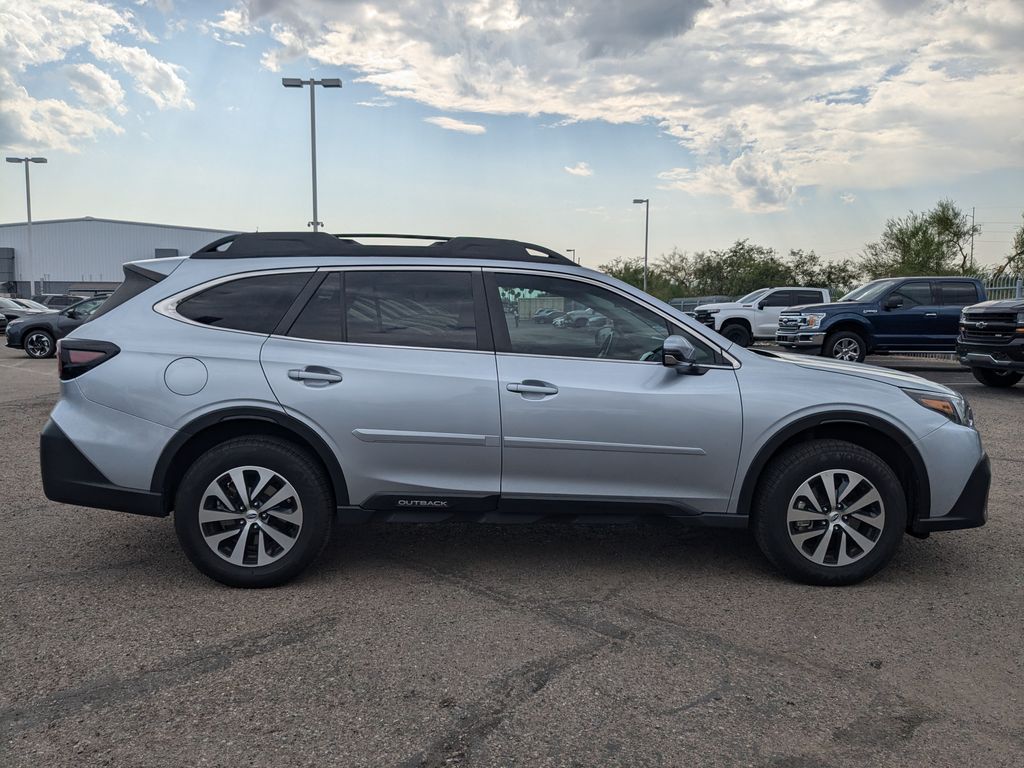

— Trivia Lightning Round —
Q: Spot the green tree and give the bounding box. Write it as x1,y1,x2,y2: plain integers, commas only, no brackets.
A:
861,199,981,278
994,212,1024,278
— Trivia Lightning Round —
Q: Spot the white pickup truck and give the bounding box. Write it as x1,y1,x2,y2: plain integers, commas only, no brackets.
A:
692,286,830,346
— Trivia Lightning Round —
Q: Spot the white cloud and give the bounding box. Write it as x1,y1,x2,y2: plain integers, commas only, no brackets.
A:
564,161,593,177
66,63,127,115
357,98,396,108
234,0,1024,212
840,192,857,204
0,1,193,151
424,116,487,134
210,6,258,36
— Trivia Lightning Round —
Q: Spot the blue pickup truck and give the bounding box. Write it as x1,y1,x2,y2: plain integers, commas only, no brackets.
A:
775,276,986,363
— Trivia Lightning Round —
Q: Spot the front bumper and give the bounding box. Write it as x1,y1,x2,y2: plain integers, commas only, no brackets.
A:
775,330,825,348
956,337,1024,372
911,454,990,534
40,419,165,516
5,325,24,348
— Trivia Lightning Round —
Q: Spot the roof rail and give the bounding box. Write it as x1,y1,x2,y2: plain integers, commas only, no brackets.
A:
190,231,575,264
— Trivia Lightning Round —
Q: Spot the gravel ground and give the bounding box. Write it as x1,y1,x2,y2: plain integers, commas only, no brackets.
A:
1,346,1021,767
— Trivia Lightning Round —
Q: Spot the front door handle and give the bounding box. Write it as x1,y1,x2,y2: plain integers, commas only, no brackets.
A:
924,312,938,318
288,367,343,385
507,381,558,395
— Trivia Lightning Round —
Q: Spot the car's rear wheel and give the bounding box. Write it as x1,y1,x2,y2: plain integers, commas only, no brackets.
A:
721,322,752,347
970,367,1022,388
174,437,334,588
752,439,906,585
24,330,56,359
824,331,866,363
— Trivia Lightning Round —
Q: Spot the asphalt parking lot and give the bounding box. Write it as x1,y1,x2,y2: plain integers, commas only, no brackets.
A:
1,345,1021,767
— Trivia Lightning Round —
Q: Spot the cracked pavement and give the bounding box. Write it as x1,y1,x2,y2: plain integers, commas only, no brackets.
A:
1,347,1021,767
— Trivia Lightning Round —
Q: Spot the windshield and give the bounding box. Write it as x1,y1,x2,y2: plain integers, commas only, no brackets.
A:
15,299,47,310
738,289,769,304
839,279,898,302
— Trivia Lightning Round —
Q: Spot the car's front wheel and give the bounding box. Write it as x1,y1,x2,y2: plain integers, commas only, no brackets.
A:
24,329,56,359
752,439,906,585
174,437,334,588
970,367,1022,388
824,331,866,363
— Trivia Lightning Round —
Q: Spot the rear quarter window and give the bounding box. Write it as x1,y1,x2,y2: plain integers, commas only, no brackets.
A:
177,272,311,334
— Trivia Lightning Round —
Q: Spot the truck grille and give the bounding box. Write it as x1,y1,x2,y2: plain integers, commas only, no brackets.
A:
694,310,716,328
778,315,802,329
960,312,1018,343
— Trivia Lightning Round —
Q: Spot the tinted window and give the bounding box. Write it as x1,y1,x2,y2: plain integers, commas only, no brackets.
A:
939,282,979,306
493,273,717,363
345,271,478,350
762,290,795,307
794,290,824,305
889,281,933,307
178,273,310,333
289,272,342,341
71,298,104,318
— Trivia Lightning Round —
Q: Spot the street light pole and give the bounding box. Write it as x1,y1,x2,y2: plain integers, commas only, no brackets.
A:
567,248,576,263
633,198,649,292
282,77,342,232
6,156,47,296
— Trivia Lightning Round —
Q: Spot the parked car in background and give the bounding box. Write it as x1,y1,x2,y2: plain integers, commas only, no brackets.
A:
695,287,831,346
14,298,50,311
532,308,564,323
0,297,45,334
956,298,1024,387
554,308,595,327
669,295,734,316
40,231,989,589
32,294,87,309
777,277,986,363
5,295,107,358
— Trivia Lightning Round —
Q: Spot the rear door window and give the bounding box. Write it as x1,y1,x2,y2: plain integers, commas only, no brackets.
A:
177,272,311,333
939,282,980,306
794,290,825,304
344,271,480,350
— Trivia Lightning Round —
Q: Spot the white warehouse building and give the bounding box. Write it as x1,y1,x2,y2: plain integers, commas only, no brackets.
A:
0,217,237,298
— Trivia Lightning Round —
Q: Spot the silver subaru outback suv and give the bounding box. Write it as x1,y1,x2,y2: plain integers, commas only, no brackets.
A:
40,233,990,587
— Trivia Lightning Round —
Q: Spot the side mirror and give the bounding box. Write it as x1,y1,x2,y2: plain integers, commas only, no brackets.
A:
662,334,705,375
883,295,902,310
757,301,767,310
64,309,78,319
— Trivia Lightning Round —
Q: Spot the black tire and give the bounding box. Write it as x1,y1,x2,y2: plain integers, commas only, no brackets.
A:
824,330,867,363
970,367,1022,388
174,437,334,588
752,439,906,586
24,329,56,359
721,322,752,347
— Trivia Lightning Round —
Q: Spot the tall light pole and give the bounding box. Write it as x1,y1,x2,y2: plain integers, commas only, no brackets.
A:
6,156,47,296
633,198,649,292
566,248,576,263
282,77,342,232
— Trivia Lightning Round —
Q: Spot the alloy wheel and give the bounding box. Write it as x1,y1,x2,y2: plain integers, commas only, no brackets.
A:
787,469,885,567
198,465,304,567
26,332,52,358
831,338,860,361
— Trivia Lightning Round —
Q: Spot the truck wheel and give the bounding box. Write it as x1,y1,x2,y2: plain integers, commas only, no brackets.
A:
970,368,1022,388
752,439,906,586
721,323,752,347
824,331,866,363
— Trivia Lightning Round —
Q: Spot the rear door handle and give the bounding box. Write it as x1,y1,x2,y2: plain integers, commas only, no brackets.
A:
507,381,558,395
288,367,343,385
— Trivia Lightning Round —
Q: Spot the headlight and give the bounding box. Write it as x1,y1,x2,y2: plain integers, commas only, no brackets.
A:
705,309,720,315
802,312,827,329
904,389,974,428
1016,310,1024,326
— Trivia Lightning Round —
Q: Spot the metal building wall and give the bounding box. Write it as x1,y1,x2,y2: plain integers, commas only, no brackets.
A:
0,218,237,296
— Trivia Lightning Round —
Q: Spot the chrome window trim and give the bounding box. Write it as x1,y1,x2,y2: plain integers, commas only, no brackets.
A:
484,266,741,369
153,267,317,337
265,335,494,356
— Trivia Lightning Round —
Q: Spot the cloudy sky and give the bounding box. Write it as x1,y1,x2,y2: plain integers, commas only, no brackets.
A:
1,0,1022,267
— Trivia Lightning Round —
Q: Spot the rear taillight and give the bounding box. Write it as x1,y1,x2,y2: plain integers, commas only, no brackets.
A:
58,340,120,380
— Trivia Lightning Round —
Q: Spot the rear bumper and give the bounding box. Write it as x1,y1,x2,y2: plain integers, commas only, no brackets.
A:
40,419,166,517
911,454,990,534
